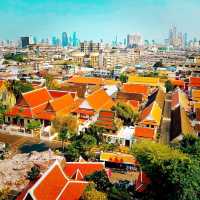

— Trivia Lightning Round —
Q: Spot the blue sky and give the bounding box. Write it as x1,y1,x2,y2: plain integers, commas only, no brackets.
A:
0,0,200,42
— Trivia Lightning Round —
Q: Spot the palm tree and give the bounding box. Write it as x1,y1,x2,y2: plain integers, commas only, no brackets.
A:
58,127,69,151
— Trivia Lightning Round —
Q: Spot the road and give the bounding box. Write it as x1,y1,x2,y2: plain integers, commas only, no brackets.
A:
159,93,172,144
0,132,64,155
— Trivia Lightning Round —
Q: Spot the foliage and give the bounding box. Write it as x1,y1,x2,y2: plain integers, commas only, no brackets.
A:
0,187,10,200
82,187,107,200
85,170,112,192
64,144,80,161
85,124,105,145
153,61,163,70
177,134,200,161
27,120,41,130
53,114,78,136
45,74,60,89
74,134,97,153
27,166,40,181
7,80,33,100
131,141,200,200
58,127,70,151
0,103,6,125
113,117,123,130
165,80,173,92
112,102,139,126
119,73,128,83
140,71,159,77
4,53,26,62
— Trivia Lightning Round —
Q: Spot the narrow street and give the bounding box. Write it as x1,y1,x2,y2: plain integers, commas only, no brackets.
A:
159,93,172,144
0,131,64,155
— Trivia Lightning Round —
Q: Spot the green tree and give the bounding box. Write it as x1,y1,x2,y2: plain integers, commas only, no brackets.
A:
27,120,41,130
27,166,40,181
85,170,112,192
85,124,104,145
119,73,128,83
58,127,70,151
178,134,200,160
165,80,173,92
82,187,108,200
112,102,139,126
64,144,80,161
132,141,200,200
153,60,163,70
53,114,78,136
7,80,33,100
45,74,60,89
0,187,10,200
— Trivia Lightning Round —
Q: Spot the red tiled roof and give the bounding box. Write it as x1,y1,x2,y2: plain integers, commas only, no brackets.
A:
64,162,105,180
86,89,115,111
189,77,200,87
58,181,88,200
48,90,76,99
140,103,154,121
128,100,139,109
50,94,74,112
135,127,155,139
33,164,67,200
122,84,148,96
6,106,33,118
135,171,151,192
23,88,52,108
170,79,185,87
20,161,88,200
66,76,104,85
0,80,4,88
171,90,179,109
74,108,95,116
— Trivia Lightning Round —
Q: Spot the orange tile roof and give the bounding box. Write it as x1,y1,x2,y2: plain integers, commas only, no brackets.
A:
0,80,5,88
170,79,185,87
66,76,103,85
189,77,200,87
128,100,140,110
48,90,76,99
50,94,74,112
64,162,105,180
23,87,52,108
135,171,151,192
86,89,115,111
122,84,148,96
171,90,179,109
22,161,88,200
33,164,67,200
74,108,95,116
58,181,87,200
140,103,154,121
100,152,136,165
6,106,33,118
135,127,155,139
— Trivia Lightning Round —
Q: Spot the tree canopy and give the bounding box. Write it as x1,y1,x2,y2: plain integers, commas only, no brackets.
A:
112,102,138,126
132,141,200,200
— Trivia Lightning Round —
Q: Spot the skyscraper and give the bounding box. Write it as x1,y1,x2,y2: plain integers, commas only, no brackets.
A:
21,36,30,48
183,33,188,48
72,32,77,47
62,32,68,47
52,36,58,46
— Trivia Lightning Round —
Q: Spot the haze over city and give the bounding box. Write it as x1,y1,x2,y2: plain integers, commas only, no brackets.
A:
1,0,200,42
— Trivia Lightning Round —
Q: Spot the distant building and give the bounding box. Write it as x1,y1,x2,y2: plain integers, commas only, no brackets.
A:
80,41,100,53
62,32,68,47
127,33,143,48
21,36,30,48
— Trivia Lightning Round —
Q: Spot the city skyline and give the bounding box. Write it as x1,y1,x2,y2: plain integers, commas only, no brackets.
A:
1,0,200,42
